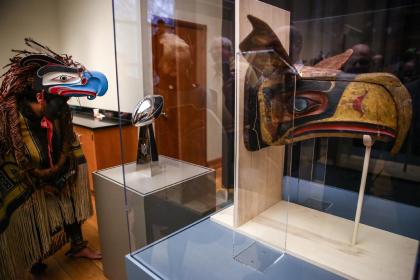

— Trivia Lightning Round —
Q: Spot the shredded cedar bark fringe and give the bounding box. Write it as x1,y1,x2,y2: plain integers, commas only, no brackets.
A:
0,163,92,279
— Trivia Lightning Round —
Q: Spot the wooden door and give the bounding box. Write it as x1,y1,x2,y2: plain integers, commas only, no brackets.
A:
152,17,207,166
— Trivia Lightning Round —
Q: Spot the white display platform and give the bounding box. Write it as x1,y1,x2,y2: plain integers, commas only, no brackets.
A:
211,202,418,280
94,156,215,280
96,155,213,195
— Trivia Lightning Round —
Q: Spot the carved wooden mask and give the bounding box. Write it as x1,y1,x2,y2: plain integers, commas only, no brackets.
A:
240,15,412,155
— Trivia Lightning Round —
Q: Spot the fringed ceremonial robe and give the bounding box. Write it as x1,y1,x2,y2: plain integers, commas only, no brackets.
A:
0,111,92,279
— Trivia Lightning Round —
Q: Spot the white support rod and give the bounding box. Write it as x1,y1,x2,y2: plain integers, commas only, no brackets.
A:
351,135,374,246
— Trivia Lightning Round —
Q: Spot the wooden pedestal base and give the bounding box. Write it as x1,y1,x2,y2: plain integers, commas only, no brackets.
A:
211,202,418,280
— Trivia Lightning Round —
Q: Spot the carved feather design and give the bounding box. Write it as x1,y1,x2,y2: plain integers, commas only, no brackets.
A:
314,49,353,70
240,15,296,74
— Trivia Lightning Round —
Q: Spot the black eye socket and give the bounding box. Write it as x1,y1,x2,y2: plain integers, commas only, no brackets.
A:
60,75,68,81
288,96,321,115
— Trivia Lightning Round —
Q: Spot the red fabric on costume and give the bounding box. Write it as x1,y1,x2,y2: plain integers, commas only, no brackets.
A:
37,92,54,167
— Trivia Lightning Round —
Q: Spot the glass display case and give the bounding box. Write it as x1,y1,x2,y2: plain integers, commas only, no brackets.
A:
110,0,420,279
93,0,235,279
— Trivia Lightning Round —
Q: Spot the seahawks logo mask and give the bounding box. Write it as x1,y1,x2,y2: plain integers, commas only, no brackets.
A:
240,15,412,155
19,38,108,100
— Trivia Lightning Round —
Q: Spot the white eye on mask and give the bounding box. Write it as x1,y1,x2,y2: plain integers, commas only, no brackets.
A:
42,72,81,86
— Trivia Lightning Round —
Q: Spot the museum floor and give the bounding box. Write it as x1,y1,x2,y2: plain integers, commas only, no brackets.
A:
36,196,107,280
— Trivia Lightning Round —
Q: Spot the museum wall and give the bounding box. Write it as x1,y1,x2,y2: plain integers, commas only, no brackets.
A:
113,0,146,115
0,0,61,75
60,0,121,112
0,0,124,112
